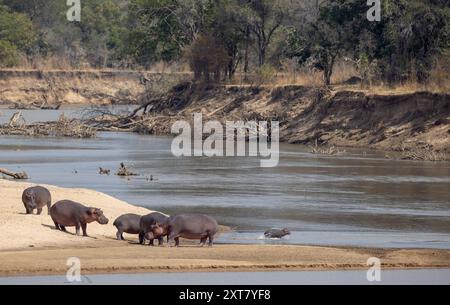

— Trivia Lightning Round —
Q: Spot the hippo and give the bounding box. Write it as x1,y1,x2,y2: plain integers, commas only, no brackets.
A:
113,213,141,240
50,200,109,237
264,228,291,239
139,212,169,246
22,186,52,215
166,214,218,247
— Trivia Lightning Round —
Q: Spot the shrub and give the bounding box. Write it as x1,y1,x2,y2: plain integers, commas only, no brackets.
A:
0,40,19,67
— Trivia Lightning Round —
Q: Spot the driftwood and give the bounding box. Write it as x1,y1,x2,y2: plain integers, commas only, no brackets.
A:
0,168,29,179
99,167,111,175
9,111,26,127
9,101,61,110
116,163,138,177
0,114,96,138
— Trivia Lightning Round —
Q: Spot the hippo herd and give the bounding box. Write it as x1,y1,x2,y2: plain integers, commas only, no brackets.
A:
114,212,218,247
21,186,219,246
21,185,291,246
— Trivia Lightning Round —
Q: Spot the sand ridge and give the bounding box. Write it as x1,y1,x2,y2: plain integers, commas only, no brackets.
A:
0,179,153,250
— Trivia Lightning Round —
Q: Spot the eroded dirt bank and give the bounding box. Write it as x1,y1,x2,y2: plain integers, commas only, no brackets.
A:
121,83,449,154
0,69,189,106
1,69,448,155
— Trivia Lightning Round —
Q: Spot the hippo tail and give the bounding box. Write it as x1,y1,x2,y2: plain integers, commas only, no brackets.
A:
113,219,120,228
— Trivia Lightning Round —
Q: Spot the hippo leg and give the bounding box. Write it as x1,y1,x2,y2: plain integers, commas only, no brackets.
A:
199,237,207,246
148,239,155,246
138,232,145,244
207,232,214,247
46,201,51,215
53,220,61,230
175,237,180,247
60,225,67,232
37,208,43,215
116,230,123,240
157,237,164,246
26,207,33,215
81,223,88,237
75,223,82,236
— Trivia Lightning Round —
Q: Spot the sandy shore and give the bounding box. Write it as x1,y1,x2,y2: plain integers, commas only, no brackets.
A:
0,179,449,277
0,179,152,250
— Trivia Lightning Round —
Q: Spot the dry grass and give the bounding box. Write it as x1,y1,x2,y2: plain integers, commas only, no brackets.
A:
399,148,449,162
309,140,346,156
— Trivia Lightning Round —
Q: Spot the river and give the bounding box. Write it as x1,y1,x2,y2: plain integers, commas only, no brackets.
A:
0,107,449,249
1,269,449,285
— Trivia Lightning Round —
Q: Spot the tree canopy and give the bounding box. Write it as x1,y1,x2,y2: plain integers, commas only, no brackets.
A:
0,0,448,85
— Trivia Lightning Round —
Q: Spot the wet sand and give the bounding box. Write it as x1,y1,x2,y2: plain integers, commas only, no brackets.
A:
0,179,449,277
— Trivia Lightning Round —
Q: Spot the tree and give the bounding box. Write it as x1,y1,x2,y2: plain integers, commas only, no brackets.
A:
0,5,35,66
286,0,379,86
243,0,284,67
186,34,230,82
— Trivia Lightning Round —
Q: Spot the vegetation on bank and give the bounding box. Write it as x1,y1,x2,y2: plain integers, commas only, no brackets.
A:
0,0,448,89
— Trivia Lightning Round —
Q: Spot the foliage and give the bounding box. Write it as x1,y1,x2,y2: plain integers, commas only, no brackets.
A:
0,0,447,86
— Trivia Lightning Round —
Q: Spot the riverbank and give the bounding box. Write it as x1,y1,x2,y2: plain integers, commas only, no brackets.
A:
1,69,449,157
0,180,449,276
90,83,450,158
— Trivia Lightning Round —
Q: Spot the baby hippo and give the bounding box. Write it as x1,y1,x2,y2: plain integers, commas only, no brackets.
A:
167,214,218,247
139,212,169,246
22,186,52,215
50,200,109,237
113,213,141,240
264,228,291,239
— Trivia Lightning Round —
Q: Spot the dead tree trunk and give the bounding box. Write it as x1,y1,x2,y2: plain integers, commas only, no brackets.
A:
0,168,29,179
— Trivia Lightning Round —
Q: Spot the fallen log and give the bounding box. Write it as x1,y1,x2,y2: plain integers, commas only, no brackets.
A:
0,168,29,179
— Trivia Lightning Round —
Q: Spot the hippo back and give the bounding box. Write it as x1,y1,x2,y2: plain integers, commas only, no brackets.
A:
140,212,169,232
169,214,218,235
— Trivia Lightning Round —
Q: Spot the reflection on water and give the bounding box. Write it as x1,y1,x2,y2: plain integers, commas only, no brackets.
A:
0,115,449,248
0,105,134,125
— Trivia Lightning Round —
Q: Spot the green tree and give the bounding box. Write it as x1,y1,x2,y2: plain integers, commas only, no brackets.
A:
0,5,35,66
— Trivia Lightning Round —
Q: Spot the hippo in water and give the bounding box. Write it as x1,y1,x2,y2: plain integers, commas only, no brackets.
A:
166,214,218,247
113,213,141,240
50,200,109,237
22,186,52,215
139,212,169,246
264,228,291,239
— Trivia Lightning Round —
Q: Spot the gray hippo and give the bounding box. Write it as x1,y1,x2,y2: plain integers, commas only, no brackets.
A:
50,200,109,237
22,186,52,215
166,214,218,247
113,213,141,240
139,212,169,246
264,228,291,239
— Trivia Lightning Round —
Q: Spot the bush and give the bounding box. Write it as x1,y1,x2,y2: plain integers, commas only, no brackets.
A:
185,34,230,83
254,64,277,85
0,40,19,67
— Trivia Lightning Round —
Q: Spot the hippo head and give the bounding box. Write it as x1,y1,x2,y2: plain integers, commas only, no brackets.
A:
145,231,155,240
150,223,165,237
87,208,109,225
24,191,36,207
281,228,291,236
